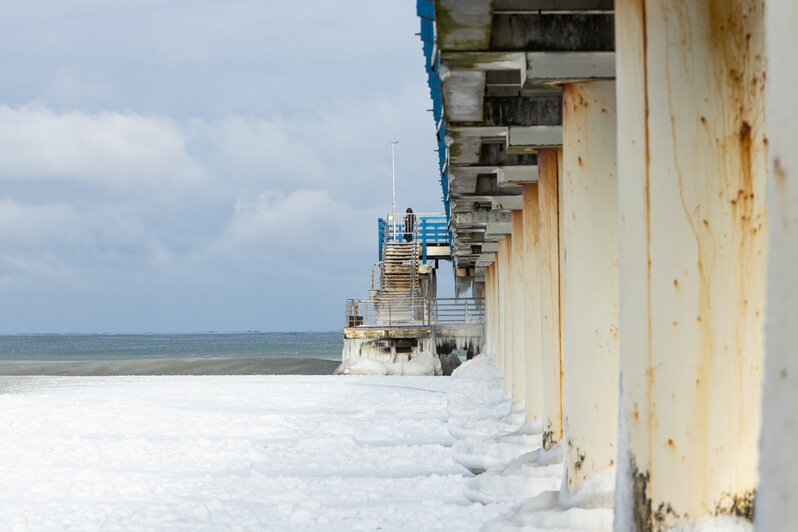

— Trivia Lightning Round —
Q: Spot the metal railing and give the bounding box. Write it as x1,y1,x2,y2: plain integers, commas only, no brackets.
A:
378,213,449,262
344,297,485,328
345,297,432,327
429,298,485,324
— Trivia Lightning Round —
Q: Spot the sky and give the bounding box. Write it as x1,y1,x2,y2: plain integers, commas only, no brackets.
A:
0,0,450,333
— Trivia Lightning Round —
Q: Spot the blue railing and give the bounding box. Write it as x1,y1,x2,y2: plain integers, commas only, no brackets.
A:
377,214,450,263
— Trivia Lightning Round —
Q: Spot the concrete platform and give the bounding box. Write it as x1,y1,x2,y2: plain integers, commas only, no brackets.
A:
344,326,432,340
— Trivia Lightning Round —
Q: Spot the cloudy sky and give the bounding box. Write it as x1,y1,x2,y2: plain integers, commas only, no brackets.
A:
0,0,448,333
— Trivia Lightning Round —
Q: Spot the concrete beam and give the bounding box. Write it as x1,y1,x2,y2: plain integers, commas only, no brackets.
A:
495,0,613,10
448,125,562,166
497,165,540,185
491,195,523,210
453,209,513,226
486,221,513,236
448,127,508,165
434,0,493,51
491,13,614,52
481,143,538,167
450,95,562,128
526,51,615,85
450,165,537,197
508,125,563,149
442,51,615,84
443,71,486,122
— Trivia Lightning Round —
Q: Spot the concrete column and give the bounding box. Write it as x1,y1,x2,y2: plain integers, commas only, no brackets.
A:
756,2,798,529
484,265,493,355
538,148,564,449
497,237,512,394
510,211,526,404
523,183,543,421
490,264,498,356
560,80,619,491
615,1,766,529
492,261,501,360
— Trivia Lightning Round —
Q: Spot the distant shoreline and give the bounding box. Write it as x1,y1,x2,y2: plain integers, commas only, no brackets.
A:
0,357,340,376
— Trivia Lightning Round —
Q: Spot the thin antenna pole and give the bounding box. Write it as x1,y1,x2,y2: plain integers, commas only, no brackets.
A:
391,141,399,240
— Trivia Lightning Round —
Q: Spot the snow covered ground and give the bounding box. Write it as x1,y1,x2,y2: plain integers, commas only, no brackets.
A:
0,365,756,531
445,356,612,531
0,375,510,531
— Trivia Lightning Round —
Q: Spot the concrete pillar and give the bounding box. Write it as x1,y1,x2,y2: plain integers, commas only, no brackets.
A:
490,263,498,357
497,237,512,394
756,2,798,529
523,183,543,421
510,211,526,404
615,1,766,529
492,261,501,360
538,148,564,450
484,265,493,355
560,80,619,491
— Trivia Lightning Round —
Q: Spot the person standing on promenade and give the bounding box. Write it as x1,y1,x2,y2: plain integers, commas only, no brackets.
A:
404,208,415,242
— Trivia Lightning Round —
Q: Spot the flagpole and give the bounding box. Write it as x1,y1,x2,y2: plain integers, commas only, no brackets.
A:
391,141,399,240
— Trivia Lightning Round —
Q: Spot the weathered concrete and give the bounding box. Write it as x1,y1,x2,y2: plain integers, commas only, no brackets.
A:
479,143,537,167
491,195,523,211
481,241,499,253
498,237,512,393
495,0,613,9
434,0,493,51
452,95,562,128
560,80,619,491
757,2,798,530
522,183,543,421
485,221,513,237
538,147,563,450
483,265,494,355
510,211,526,404
443,51,615,83
496,165,539,185
453,209,512,226
344,326,431,340
491,13,615,52
525,51,615,86
615,2,766,529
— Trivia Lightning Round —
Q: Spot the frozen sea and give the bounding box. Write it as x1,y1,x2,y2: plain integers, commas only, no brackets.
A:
0,375,507,531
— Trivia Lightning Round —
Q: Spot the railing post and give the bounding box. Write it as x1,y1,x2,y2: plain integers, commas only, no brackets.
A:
422,217,428,264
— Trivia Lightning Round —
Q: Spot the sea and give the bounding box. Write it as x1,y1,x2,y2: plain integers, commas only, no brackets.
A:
0,332,343,364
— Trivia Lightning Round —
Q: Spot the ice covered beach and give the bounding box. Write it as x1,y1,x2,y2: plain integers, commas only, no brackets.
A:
0,373,511,531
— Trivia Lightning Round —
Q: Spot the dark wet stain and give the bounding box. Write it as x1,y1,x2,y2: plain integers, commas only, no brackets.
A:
715,490,755,521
